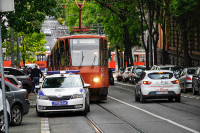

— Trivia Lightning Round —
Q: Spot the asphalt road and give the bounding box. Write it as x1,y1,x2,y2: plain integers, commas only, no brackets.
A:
9,80,200,133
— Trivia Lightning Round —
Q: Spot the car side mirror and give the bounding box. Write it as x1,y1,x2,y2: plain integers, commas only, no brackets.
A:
84,84,90,88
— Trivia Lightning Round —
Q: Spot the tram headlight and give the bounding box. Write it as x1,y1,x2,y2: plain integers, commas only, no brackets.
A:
93,77,100,83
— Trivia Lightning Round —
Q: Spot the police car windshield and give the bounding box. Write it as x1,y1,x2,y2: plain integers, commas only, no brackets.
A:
42,77,82,88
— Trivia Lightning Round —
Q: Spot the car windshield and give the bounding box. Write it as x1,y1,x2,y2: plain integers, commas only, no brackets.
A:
148,72,173,79
187,69,196,74
70,38,99,66
42,76,82,88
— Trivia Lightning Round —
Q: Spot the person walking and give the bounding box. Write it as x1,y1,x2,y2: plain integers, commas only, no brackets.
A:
31,65,42,93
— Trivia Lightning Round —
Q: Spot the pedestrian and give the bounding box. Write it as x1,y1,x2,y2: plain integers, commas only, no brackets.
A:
30,65,42,93
23,66,31,75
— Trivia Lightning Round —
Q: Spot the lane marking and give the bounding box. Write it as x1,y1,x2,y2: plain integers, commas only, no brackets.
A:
41,118,50,133
108,96,199,133
115,82,134,87
115,86,132,91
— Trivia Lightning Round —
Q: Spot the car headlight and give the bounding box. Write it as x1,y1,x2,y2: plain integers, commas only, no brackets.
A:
72,94,83,99
93,77,100,83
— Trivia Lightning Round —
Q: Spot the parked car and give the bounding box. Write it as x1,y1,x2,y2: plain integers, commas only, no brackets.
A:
4,67,32,93
0,80,30,126
108,68,114,85
5,75,23,89
129,65,146,84
115,67,125,81
178,67,197,93
42,28,52,36
151,65,176,70
0,89,11,133
169,66,184,79
135,70,181,103
36,72,90,116
192,67,200,95
122,67,131,82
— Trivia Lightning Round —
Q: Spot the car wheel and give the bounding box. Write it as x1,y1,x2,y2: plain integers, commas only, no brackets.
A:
192,84,197,95
36,106,44,117
135,91,140,102
10,105,22,126
82,99,89,116
140,94,146,103
175,95,181,102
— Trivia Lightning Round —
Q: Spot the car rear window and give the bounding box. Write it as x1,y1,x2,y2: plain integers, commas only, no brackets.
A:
187,69,196,74
42,77,82,88
148,72,173,79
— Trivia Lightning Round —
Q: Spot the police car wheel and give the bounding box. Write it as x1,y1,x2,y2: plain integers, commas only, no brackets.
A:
82,100,88,116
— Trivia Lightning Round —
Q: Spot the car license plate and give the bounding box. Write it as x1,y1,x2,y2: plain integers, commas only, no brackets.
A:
52,101,67,106
156,91,168,94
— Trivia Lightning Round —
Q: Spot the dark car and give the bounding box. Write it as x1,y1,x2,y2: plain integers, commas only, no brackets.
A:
4,67,32,93
115,67,125,81
108,68,114,85
0,80,30,126
129,65,146,84
178,67,197,93
192,67,200,95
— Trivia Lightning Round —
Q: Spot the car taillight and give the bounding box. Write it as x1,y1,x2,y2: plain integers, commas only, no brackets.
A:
171,80,179,84
29,77,32,81
143,81,152,85
186,77,191,80
26,91,29,99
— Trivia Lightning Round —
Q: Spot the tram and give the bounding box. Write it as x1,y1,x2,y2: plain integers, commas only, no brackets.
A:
47,34,109,101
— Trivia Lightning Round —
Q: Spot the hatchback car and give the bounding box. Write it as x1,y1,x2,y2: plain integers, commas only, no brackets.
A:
0,80,30,126
36,71,90,116
4,67,32,93
122,67,131,82
178,67,197,93
135,70,181,103
129,65,146,84
0,90,11,133
192,67,200,95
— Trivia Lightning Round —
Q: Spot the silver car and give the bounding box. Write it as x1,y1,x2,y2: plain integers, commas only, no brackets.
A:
178,67,197,93
0,80,30,126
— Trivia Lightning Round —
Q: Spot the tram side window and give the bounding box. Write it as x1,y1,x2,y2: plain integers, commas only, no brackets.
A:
134,55,138,62
100,39,108,66
60,40,65,67
36,54,45,61
140,54,146,62
65,39,70,67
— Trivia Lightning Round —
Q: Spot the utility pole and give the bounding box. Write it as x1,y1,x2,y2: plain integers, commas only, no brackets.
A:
0,0,15,133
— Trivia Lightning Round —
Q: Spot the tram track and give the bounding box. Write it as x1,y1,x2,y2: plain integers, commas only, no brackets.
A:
85,116,104,133
96,103,144,133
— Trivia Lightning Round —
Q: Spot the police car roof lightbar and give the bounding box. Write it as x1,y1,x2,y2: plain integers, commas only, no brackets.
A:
47,70,80,75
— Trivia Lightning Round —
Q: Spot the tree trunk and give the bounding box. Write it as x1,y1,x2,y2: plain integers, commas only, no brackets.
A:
182,21,189,67
162,20,166,65
17,32,21,67
10,28,15,67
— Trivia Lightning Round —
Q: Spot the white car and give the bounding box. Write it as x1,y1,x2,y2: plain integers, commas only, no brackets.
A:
0,90,11,133
42,29,52,36
135,70,181,103
36,71,90,116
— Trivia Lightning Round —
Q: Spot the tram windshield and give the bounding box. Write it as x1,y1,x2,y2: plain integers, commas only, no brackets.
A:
70,38,99,66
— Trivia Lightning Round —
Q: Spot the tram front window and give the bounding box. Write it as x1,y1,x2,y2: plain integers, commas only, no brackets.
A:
70,38,99,66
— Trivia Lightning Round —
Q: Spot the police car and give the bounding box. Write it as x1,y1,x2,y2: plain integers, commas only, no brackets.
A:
135,70,181,103
36,71,90,116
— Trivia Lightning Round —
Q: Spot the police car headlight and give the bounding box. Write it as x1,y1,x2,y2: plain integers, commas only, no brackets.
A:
38,95,48,100
93,77,100,83
72,94,83,99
